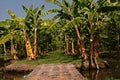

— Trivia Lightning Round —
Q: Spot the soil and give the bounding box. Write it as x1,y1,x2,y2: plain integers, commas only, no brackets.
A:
4,59,108,73
5,62,36,72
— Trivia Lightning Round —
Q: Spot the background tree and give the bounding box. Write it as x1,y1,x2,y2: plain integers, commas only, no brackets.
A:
0,19,18,59
0,20,11,55
44,0,88,59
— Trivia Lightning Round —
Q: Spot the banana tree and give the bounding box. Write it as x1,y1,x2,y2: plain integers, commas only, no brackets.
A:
0,19,19,59
97,0,120,51
44,0,73,55
0,20,10,55
39,19,55,53
84,0,120,69
0,9,35,60
86,1,100,69
106,2,120,53
44,0,88,58
110,12,120,53
46,19,68,52
45,0,119,70
79,0,107,70
22,4,45,58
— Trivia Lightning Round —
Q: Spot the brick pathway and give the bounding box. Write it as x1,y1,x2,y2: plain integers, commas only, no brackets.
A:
26,63,84,80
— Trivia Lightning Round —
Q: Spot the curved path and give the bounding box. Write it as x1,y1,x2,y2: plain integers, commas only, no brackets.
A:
26,63,84,80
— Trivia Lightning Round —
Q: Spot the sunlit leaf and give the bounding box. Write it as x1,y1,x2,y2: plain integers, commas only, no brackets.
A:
0,30,17,44
7,9,16,19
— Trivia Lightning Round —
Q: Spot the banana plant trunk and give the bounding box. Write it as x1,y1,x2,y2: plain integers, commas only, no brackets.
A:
10,38,18,60
77,39,81,57
90,23,94,69
33,27,37,58
117,33,120,53
71,38,75,55
74,25,87,60
23,29,34,60
23,29,28,58
89,23,99,70
64,33,70,55
118,33,120,53
3,44,7,55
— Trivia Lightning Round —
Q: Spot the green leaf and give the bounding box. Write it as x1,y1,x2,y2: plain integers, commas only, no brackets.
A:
0,30,17,44
99,34,108,38
52,14,61,20
62,0,70,7
107,0,111,3
64,17,83,30
44,0,62,7
47,19,66,33
29,4,34,11
103,18,111,21
88,12,93,22
40,5,45,11
22,5,28,13
7,9,16,19
0,20,10,27
36,5,45,18
33,7,39,14
41,8,60,17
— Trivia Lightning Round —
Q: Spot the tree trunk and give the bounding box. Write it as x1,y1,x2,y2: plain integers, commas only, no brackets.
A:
71,38,75,55
93,56,99,69
23,29,34,60
33,27,37,58
90,23,95,69
117,33,120,53
93,45,99,69
74,25,87,60
89,23,99,70
23,29,28,58
10,38,18,60
94,29,100,70
89,22,95,69
3,44,7,55
25,40,35,60
65,33,70,55
77,39,83,58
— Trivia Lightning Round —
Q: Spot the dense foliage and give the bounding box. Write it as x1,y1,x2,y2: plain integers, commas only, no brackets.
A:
0,0,119,69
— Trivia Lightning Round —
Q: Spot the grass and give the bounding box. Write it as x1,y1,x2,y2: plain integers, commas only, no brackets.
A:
0,53,12,58
18,50,82,65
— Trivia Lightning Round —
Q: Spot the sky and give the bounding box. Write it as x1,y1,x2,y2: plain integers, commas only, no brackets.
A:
0,0,98,21
0,0,58,21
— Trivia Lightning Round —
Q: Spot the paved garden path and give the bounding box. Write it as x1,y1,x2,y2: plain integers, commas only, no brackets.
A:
26,63,84,80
